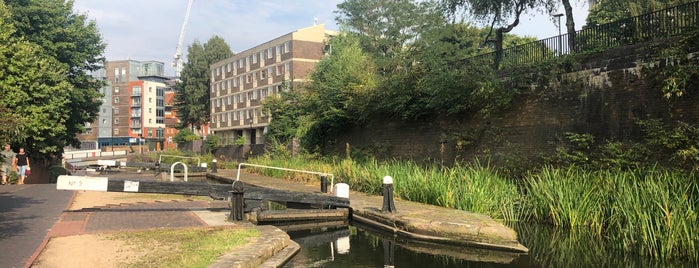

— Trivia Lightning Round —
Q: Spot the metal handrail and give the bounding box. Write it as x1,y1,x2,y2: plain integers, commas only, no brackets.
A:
236,163,335,193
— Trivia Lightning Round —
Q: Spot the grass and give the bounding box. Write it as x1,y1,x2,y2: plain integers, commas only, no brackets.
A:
247,155,698,261
112,226,259,268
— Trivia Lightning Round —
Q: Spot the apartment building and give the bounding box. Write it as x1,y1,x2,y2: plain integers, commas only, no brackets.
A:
209,24,333,145
79,60,172,151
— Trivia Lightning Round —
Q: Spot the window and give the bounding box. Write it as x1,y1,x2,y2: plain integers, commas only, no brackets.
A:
233,77,238,87
102,119,107,125
239,59,244,68
149,97,152,103
245,56,250,67
252,54,257,64
149,87,152,93
114,68,119,83
268,67,274,77
114,97,119,103
259,51,264,61
260,70,266,79
233,111,238,120
276,65,283,75
267,48,273,59
226,63,231,72
246,75,251,83
284,41,290,53
114,128,119,135
253,89,258,100
284,62,291,74
114,118,119,125
114,87,119,93
227,96,232,105
276,45,281,56
114,108,119,114
234,95,238,103
149,108,152,113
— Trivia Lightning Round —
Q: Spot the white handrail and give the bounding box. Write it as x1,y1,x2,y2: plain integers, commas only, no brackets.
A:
236,163,335,193
170,162,188,182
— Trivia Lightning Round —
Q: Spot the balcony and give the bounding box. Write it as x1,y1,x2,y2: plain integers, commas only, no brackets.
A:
130,123,141,128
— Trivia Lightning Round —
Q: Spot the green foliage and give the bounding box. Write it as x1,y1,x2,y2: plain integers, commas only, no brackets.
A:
552,132,595,167
173,128,201,143
203,135,220,153
658,29,699,100
639,119,699,171
175,36,233,130
1,0,105,159
235,136,246,146
523,166,699,261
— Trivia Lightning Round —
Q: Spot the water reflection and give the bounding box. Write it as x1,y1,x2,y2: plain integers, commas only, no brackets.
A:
511,223,697,268
280,221,698,268
282,221,524,268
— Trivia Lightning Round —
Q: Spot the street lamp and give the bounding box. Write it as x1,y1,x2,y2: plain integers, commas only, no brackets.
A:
554,13,564,56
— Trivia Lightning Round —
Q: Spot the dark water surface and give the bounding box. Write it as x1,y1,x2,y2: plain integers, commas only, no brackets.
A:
281,221,697,268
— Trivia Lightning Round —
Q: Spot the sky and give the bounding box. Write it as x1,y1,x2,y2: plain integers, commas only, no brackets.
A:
72,0,590,77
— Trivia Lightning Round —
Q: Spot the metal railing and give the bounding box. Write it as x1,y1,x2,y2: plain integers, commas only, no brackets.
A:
469,1,699,69
236,163,335,193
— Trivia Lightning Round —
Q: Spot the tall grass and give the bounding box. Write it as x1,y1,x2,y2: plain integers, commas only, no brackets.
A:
250,156,522,221
524,166,698,261
247,155,698,261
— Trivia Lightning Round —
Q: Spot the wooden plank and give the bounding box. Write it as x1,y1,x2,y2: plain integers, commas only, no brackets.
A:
57,176,349,209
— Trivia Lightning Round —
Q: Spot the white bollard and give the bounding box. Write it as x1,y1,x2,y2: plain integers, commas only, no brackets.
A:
335,183,350,199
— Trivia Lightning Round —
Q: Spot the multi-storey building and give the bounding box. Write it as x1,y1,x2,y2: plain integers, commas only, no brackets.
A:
79,60,172,151
209,24,333,145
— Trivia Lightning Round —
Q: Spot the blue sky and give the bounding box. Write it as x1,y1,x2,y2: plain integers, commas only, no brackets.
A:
73,0,589,76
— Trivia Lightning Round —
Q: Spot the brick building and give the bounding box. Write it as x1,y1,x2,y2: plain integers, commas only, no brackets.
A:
209,24,333,145
78,60,173,151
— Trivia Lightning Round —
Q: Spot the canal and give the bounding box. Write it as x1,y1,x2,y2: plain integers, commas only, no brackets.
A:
281,222,697,267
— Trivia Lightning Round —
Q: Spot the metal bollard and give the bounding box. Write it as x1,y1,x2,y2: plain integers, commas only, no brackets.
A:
381,176,396,213
211,159,218,173
320,175,328,193
228,181,245,221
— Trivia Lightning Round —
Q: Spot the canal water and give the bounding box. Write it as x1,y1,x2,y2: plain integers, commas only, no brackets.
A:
281,221,697,268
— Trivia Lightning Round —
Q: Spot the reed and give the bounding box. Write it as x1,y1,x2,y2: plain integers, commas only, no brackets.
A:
523,166,698,261
247,155,698,261
249,156,522,221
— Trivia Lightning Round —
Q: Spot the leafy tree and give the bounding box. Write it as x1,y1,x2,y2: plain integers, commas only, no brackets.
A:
6,0,106,149
175,36,233,132
586,0,693,26
335,0,427,74
299,33,378,150
0,1,74,160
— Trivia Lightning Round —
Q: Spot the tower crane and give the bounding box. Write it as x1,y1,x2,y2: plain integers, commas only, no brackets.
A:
173,0,194,79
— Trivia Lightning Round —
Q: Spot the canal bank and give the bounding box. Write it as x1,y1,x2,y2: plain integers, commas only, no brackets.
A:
208,169,529,254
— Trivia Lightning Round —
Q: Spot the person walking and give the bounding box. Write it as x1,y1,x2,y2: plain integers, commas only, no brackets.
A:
1,143,16,185
13,147,29,185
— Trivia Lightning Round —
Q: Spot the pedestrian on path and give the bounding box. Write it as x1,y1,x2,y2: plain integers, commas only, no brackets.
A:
1,143,16,185
13,147,29,185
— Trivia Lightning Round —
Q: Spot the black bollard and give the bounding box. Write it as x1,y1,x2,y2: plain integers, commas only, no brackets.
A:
320,175,328,193
382,238,395,267
381,176,396,213
228,181,245,221
211,159,218,173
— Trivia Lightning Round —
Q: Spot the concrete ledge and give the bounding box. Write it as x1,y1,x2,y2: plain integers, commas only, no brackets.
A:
209,225,299,268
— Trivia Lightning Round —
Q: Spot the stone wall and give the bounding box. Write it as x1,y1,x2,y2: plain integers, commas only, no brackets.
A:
325,42,699,165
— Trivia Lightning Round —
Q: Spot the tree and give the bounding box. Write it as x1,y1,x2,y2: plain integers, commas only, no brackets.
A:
586,0,693,26
0,1,75,160
6,0,106,149
175,36,232,133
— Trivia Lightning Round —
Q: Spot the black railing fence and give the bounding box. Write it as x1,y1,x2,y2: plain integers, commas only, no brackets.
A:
469,1,699,69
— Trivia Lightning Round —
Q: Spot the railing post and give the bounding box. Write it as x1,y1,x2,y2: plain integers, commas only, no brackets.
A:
228,181,245,221
320,175,328,193
382,176,396,213
211,159,218,173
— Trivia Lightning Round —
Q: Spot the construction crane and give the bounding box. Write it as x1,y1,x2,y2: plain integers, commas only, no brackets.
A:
173,0,194,79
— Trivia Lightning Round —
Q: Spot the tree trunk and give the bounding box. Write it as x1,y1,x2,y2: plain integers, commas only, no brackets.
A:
562,0,577,52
